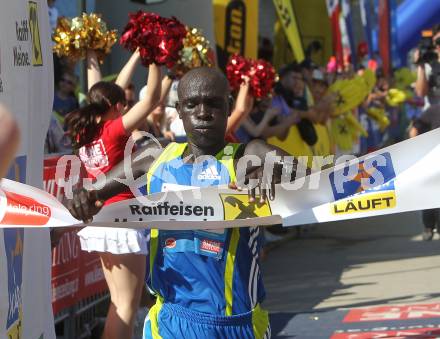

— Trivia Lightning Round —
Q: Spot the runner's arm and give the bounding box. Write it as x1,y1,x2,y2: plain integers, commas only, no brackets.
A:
66,143,162,221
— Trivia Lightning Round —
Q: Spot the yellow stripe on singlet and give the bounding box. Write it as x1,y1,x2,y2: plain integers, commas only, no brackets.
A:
224,227,240,316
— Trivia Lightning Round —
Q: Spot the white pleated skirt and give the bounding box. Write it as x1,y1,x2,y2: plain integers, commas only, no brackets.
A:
77,227,149,255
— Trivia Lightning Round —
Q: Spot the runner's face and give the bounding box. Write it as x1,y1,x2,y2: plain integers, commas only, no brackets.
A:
177,71,229,149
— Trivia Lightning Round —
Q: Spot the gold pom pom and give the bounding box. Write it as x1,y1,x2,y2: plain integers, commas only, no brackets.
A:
52,13,117,63
176,27,213,74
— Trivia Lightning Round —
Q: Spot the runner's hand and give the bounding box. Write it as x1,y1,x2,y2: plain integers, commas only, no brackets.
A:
232,162,283,203
66,188,104,223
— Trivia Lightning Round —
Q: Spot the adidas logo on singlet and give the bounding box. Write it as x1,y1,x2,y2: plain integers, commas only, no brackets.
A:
197,165,221,180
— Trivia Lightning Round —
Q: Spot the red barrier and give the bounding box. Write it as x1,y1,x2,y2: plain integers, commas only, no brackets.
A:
44,155,107,314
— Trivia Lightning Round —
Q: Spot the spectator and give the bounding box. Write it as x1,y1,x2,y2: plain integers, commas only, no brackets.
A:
311,69,328,102
124,83,136,111
53,71,79,119
415,24,440,109
46,70,78,153
145,103,175,141
273,62,308,115
409,103,440,240
168,107,186,142
271,63,321,146
310,68,334,124
235,99,283,143
258,37,274,62
135,72,177,146
45,113,72,154
166,80,187,142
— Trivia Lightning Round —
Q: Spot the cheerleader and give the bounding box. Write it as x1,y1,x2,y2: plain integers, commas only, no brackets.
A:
66,49,161,339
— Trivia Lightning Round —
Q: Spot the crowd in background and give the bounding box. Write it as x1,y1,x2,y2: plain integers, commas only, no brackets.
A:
46,37,426,162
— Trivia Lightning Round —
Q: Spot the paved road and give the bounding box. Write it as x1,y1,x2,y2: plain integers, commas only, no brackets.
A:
262,211,440,338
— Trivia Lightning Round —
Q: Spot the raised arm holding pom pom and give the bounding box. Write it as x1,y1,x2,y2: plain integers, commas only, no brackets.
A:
226,76,254,135
86,49,102,90
115,48,141,90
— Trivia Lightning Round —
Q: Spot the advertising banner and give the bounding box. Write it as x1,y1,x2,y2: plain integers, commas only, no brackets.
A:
272,0,304,63
0,1,54,338
213,0,258,69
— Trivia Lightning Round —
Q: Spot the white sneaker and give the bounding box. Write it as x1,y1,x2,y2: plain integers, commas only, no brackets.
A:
422,228,435,241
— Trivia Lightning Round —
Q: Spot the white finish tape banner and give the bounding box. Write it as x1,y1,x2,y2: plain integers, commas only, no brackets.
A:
1,128,440,231
282,127,440,226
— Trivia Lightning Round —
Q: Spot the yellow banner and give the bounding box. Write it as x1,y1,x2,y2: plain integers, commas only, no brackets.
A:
291,0,333,66
272,0,304,62
213,0,258,69
331,191,397,215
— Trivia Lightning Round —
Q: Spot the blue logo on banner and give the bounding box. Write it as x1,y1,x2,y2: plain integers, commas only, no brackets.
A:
329,152,396,200
4,155,26,335
4,228,24,331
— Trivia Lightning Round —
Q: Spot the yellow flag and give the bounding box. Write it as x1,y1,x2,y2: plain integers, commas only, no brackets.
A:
272,0,304,62
367,107,390,131
386,88,406,107
330,77,370,116
213,0,258,69
331,116,354,151
312,123,332,156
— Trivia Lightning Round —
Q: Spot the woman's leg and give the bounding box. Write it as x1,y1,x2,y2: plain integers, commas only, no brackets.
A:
100,253,146,339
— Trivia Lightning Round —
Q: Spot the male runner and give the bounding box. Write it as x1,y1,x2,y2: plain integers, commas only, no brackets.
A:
68,67,293,338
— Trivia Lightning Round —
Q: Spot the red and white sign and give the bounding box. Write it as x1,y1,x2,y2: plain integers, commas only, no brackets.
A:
200,239,222,254
79,139,109,170
344,304,440,323
332,327,440,339
0,189,51,226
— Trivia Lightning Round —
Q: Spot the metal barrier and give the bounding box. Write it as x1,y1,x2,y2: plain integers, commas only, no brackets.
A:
54,292,110,339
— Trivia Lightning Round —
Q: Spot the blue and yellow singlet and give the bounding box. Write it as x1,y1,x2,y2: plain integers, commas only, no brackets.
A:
142,142,270,339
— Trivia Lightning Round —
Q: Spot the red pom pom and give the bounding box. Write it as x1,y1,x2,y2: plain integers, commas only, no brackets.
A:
120,11,158,51
155,16,187,68
226,55,276,98
226,54,251,92
120,11,187,67
249,59,276,99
